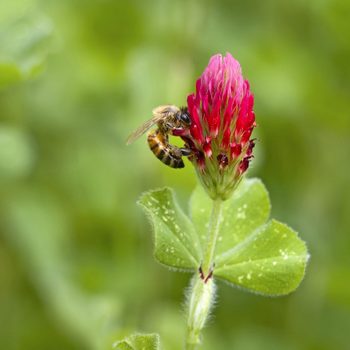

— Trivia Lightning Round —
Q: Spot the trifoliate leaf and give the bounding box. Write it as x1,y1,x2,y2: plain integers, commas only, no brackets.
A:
190,178,308,296
138,187,202,270
113,333,160,350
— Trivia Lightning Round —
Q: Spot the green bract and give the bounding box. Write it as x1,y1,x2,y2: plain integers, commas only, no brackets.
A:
139,178,309,296
113,333,160,350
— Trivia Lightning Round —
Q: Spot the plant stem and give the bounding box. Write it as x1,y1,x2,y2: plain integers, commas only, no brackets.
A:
185,198,223,349
186,276,215,350
201,198,223,275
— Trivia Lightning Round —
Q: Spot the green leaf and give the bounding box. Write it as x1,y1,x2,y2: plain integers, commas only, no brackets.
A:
191,178,309,296
190,178,271,256
4,189,120,349
113,333,160,350
139,179,308,295
138,187,202,270
214,220,308,295
114,342,133,350
0,8,53,88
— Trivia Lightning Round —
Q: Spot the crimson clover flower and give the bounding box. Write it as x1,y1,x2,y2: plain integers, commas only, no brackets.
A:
183,53,256,200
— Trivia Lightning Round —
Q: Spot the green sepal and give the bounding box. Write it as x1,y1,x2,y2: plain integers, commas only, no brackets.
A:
138,187,202,270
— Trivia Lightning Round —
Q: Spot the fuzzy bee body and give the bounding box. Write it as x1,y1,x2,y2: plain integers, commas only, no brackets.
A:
126,105,192,169
147,129,185,168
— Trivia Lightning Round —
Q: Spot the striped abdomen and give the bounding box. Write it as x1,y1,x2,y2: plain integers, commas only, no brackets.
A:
147,130,184,169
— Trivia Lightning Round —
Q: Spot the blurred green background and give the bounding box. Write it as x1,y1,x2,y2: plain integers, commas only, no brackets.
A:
1,0,349,349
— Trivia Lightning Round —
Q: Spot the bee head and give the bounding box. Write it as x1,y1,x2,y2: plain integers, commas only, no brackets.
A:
177,107,192,126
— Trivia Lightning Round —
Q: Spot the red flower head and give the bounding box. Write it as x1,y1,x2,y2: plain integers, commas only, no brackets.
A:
184,53,256,200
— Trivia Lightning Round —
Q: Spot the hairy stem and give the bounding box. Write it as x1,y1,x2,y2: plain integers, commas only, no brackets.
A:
185,198,222,349
186,276,215,350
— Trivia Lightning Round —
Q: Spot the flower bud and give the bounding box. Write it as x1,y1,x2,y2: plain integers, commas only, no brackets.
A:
183,53,256,200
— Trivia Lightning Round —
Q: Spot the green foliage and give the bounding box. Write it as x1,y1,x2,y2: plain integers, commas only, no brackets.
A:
138,188,202,270
140,178,308,296
4,190,120,350
214,220,308,295
190,178,271,256
114,333,160,350
0,126,35,179
0,4,53,88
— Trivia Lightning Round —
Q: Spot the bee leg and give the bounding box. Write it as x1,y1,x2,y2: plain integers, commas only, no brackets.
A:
180,148,192,157
164,122,173,131
171,147,183,158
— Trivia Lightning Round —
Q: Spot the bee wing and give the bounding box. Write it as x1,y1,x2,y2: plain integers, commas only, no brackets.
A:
126,105,180,145
152,104,179,115
126,114,164,145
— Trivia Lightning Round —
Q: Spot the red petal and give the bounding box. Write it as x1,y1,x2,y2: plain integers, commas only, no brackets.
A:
231,143,242,157
203,139,212,157
221,127,231,149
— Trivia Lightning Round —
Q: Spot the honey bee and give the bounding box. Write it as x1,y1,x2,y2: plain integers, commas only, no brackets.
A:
126,105,192,168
